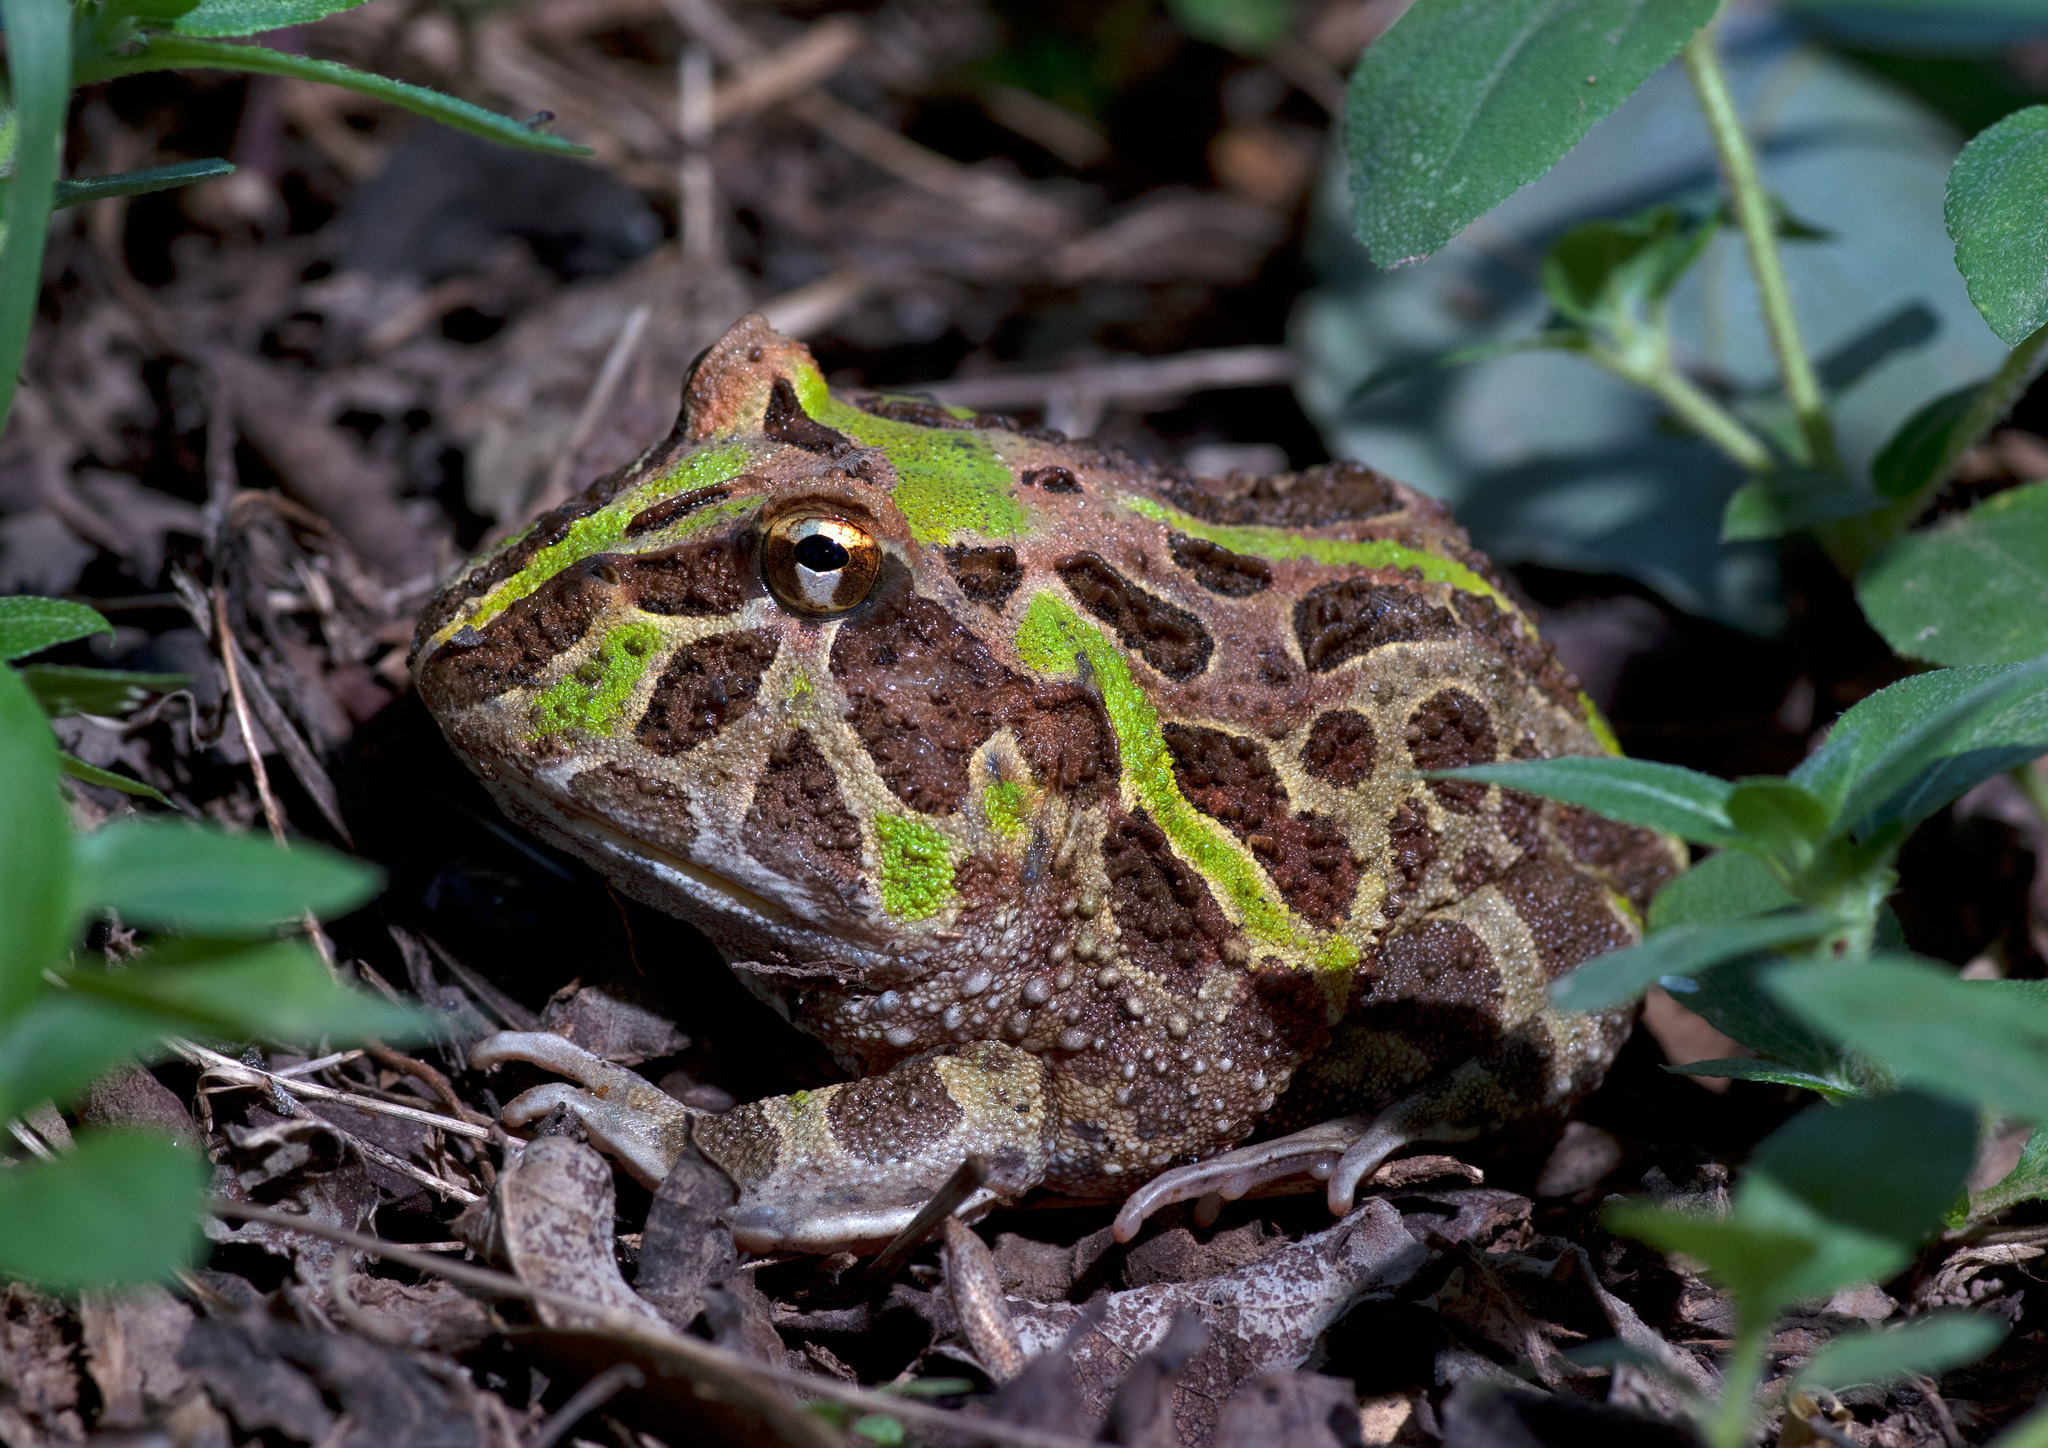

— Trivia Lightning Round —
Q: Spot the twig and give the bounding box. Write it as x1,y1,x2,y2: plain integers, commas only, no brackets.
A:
849,1156,987,1301
293,1101,482,1203
678,45,718,263
208,1199,1101,1448
922,346,1297,413
214,583,286,848
709,16,862,126
365,1041,494,1128
530,1362,647,1448
758,269,871,339
175,1039,493,1141
532,303,653,515
422,935,541,1030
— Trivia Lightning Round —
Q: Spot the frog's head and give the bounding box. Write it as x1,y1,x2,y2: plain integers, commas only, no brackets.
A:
411,314,1128,971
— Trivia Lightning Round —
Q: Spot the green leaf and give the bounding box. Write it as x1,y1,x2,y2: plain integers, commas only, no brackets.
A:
0,0,71,432
1858,479,2048,666
0,1130,209,1290
170,0,372,36
1672,951,1863,1091
1790,659,2048,836
0,596,111,661
1748,1089,1976,1249
1549,910,1830,1013
20,665,188,717
1872,383,1978,501
0,992,178,1125
1648,848,1797,931
59,754,168,803
1970,1128,2048,1221
1724,777,1834,866
1344,0,1718,267
1721,470,1884,542
1947,104,2048,345
73,819,383,934
54,159,235,207
1427,756,1736,844
1664,1058,1860,1097
0,666,72,1019
68,939,431,1044
80,35,591,156
1991,1405,2048,1448
1164,0,1294,53
1603,1201,1824,1321
1793,1313,2004,1393
1771,956,2048,1122
1541,206,1715,328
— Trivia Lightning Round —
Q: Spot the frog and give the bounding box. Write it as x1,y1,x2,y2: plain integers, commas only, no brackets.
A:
413,313,1682,1256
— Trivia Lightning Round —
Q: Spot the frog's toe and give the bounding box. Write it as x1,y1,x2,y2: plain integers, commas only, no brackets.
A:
1111,1114,1373,1242
472,1031,693,1188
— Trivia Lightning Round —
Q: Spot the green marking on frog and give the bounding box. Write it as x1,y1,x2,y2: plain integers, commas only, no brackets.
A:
1118,496,1515,614
1016,592,1301,950
1580,692,1623,756
875,812,956,920
793,364,1028,545
1315,935,1360,973
529,620,664,737
446,443,753,645
983,779,1030,837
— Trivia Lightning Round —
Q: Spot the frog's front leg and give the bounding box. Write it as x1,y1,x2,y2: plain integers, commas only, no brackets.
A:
471,1033,1055,1254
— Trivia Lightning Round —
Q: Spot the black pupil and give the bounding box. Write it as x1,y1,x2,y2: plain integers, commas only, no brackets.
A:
793,533,850,573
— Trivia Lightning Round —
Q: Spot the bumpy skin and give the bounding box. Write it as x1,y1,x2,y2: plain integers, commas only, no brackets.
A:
416,315,1681,1254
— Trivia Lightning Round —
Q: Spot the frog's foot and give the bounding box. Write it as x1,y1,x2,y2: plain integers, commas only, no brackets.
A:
696,1041,1056,1255
1111,1092,1486,1242
471,1031,693,1188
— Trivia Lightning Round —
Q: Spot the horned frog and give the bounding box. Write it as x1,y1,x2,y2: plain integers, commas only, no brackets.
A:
413,314,1680,1255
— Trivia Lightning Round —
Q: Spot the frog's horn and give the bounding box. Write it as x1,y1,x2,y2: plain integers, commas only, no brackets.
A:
679,312,823,441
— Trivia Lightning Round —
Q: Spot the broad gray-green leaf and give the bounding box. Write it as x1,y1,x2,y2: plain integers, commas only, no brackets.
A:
1793,1313,2004,1393
1771,956,2048,1121
1790,659,2048,835
1947,105,2048,344
67,940,430,1044
1550,910,1829,1013
1857,479,2048,665
171,0,371,36
0,666,70,1018
0,595,110,660
0,1131,208,1289
1671,951,1864,1089
73,819,382,934
1429,756,1735,844
1648,848,1797,931
20,664,188,717
1345,0,1718,267
55,159,235,207
0,993,178,1126
1721,470,1883,542
1872,382,1978,501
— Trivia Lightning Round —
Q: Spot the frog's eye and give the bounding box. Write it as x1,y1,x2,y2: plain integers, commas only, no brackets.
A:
762,514,882,615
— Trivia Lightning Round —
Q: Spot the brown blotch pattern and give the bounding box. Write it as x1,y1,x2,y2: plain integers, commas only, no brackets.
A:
825,1057,965,1162
743,731,863,884
1492,858,1633,979
567,763,697,859
1385,798,1438,919
1294,579,1458,673
1161,461,1403,528
764,376,853,455
692,1100,781,1191
1022,465,1082,493
1008,687,1119,801
619,539,754,616
1162,723,1358,926
830,582,1011,813
1103,811,1230,977
423,563,610,711
1056,553,1213,681
625,484,735,538
1554,805,1680,916
1407,689,1497,813
635,629,780,756
850,395,970,429
1359,919,1504,1068
943,544,1025,607
1167,533,1271,597
1301,710,1377,788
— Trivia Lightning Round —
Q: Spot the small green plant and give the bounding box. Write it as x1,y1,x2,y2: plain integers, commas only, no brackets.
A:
0,598,421,1291
2,594,187,798
0,0,587,437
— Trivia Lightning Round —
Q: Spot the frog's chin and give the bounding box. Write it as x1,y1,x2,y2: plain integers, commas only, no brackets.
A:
484,779,895,969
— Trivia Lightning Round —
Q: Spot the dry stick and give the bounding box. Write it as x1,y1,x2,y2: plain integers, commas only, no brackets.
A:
209,1199,1101,1448
678,44,718,263
848,1156,988,1302
174,1038,493,1141
289,1100,482,1204
529,1362,647,1448
921,346,1298,413
531,303,654,517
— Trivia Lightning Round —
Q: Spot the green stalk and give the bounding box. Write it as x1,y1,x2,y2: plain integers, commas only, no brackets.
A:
1589,345,1777,473
0,0,71,436
1705,1315,1771,1448
1683,24,1840,475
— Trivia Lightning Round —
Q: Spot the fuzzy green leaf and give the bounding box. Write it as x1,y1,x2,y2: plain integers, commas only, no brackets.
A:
0,0,71,432
1724,777,1834,865
1541,206,1716,328
170,0,373,36
55,159,235,207
1947,105,2048,345
1971,1128,2048,1222
1721,470,1884,542
1647,849,1797,931
20,665,188,717
1428,756,1737,844
1345,0,1717,267
67,940,431,1044
1603,1202,1828,1322
0,596,111,661
1872,383,1979,501
1663,1058,1860,1097
73,819,382,934
59,754,169,803
1549,910,1829,1013
1670,951,1864,1089
1858,480,2048,666
1794,1313,2004,1393
0,1131,209,1289
0,666,71,1018
0,993,178,1125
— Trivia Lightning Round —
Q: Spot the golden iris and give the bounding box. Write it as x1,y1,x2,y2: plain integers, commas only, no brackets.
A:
762,514,882,615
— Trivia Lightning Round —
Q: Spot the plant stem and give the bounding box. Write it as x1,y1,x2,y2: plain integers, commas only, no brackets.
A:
1706,1316,1771,1448
1591,346,1777,473
1683,24,1840,474
0,0,71,437
1910,320,2048,518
